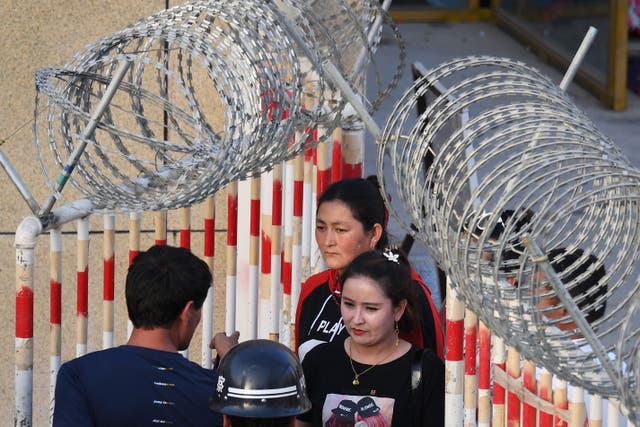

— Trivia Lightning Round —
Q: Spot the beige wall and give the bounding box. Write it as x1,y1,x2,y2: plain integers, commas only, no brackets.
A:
0,2,228,424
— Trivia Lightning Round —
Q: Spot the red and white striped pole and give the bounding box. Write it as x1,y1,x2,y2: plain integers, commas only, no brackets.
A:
248,177,260,339
202,196,215,367
260,172,273,339
522,360,537,427
290,154,304,346
127,211,141,339
506,347,521,427
15,216,42,427
492,336,506,427
340,127,364,178
554,380,569,427
282,159,295,347
539,368,554,427
103,213,115,349
76,216,90,357
331,127,342,183
180,206,191,250
226,182,238,334
445,282,464,426
155,211,167,246
50,228,62,420
478,321,491,427
464,309,478,427
270,164,283,341
301,141,314,280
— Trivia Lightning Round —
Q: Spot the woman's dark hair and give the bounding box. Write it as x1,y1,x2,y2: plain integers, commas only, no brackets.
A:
341,248,419,333
317,176,389,249
126,245,211,328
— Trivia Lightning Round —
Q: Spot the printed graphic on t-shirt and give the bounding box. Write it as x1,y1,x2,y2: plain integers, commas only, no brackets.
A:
322,393,394,427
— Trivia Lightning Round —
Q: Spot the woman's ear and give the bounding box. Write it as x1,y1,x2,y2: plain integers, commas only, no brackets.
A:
394,299,408,322
370,223,383,249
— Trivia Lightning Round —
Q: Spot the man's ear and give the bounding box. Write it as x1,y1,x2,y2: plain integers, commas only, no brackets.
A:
179,300,196,321
223,414,232,427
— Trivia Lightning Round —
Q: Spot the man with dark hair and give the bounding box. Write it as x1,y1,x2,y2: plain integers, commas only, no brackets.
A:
209,339,311,427
53,245,237,427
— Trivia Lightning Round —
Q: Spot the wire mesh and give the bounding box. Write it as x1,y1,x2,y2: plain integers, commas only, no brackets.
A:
378,56,640,400
32,0,400,213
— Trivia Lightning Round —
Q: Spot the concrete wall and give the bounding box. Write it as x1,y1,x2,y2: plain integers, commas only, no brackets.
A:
0,2,229,424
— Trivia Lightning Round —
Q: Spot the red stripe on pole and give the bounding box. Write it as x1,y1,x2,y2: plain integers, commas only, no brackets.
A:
283,260,292,295
445,319,464,360
317,169,331,201
341,161,363,178
261,233,271,274
523,366,536,426
507,391,520,426
332,139,342,183
16,286,34,338
465,322,477,375
227,192,238,245
155,239,167,246
205,218,215,257
293,180,303,216
51,279,62,325
250,199,260,237
272,179,282,226
129,250,140,266
493,362,506,405
180,230,191,249
478,327,491,389
77,268,89,317
103,255,115,301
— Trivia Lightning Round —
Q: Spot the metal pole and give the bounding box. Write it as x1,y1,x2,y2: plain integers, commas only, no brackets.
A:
38,60,131,218
559,26,598,91
266,1,382,140
0,148,40,214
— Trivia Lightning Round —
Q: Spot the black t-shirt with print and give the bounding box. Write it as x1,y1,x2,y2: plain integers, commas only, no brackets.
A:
298,340,444,427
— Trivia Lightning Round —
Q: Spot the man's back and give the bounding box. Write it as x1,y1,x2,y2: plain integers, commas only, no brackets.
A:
53,345,222,427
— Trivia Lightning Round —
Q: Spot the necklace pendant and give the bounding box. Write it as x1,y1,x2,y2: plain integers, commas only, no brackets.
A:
352,378,359,386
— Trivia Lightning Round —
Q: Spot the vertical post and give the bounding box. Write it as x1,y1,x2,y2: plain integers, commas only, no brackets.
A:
282,159,295,346
607,398,620,427
248,177,261,339
464,309,478,427
202,196,215,367
15,216,42,427
568,386,586,427
180,207,191,249
477,321,491,427
154,211,167,246
127,211,141,339
270,164,283,341
506,347,521,427
522,360,537,427
539,368,553,427
301,140,314,281
226,182,238,334
76,216,90,357
445,282,464,426
492,336,506,427
331,127,342,183
290,154,304,347
554,380,569,427
260,172,273,339
589,395,602,427
103,213,115,349
341,127,364,178
49,228,62,422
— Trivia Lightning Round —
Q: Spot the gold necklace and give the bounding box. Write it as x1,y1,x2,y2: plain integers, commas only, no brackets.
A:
348,339,396,386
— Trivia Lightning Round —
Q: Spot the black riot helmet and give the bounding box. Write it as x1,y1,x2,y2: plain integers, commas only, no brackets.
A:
210,339,311,418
